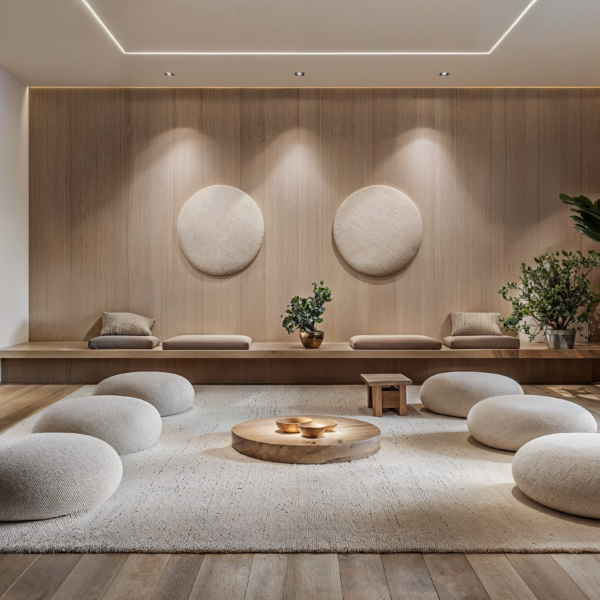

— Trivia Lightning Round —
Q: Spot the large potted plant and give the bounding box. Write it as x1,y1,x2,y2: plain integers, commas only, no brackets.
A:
281,281,332,348
499,251,600,348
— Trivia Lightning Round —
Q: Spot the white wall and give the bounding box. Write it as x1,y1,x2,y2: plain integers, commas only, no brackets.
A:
0,65,28,360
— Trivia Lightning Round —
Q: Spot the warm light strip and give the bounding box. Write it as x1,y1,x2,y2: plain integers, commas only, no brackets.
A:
80,0,538,56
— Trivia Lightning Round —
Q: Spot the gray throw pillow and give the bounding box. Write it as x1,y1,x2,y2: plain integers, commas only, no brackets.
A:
101,312,155,336
450,312,502,336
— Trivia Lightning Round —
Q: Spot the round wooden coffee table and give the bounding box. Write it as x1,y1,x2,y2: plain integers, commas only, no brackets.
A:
231,415,381,464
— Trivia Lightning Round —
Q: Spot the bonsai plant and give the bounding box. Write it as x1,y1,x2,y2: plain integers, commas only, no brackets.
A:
499,251,600,348
281,281,332,348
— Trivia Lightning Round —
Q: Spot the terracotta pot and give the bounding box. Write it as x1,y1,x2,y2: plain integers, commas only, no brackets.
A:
300,330,324,349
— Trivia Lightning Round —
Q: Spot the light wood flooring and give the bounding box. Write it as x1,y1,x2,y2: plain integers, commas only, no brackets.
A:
2,383,600,600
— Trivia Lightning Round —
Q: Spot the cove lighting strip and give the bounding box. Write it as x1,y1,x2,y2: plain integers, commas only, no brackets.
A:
80,0,538,56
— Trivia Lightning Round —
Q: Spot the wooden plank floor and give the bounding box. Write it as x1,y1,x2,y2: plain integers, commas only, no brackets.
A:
2,383,600,600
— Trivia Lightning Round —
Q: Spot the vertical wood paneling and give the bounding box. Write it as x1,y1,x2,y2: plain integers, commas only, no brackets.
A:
29,89,600,342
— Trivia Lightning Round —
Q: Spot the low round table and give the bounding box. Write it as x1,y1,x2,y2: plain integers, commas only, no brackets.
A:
231,415,381,464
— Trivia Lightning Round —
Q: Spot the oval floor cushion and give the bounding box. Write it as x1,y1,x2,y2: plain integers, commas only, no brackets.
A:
0,433,122,521
467,395,597,451
420,371,523,418
513,433,600,519
94,372,194,416
32,395,163,455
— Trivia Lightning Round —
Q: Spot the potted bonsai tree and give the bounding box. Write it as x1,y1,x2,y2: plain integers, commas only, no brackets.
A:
281,281,332,348
499,250,600,348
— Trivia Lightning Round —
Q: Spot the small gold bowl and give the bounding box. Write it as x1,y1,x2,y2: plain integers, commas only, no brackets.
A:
276,416,313,433
298,421,329,438
318,419,338,432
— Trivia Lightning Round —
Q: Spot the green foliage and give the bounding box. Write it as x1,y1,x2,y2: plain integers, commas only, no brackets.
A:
560,194,600,243
499,251,600,341
281,281,332,334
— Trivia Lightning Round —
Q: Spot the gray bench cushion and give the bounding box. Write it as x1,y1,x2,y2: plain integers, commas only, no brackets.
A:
443,335,520,349
162,335,252,350
89,336,160,350
350,335,442,350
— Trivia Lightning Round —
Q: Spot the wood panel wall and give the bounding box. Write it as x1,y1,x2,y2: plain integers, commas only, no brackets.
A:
29,89,600,343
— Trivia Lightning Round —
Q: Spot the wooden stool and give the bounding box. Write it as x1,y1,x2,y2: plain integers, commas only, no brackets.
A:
360,373,412,417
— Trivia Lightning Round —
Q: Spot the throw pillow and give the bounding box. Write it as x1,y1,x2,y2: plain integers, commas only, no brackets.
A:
450,312,502,336
101,312,155,336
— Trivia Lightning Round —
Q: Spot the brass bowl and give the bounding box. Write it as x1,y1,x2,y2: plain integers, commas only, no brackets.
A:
317,419,338,432
298,421,329,438
276,416,313,433
300,330,324,349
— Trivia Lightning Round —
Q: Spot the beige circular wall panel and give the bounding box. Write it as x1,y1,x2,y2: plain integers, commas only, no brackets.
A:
333,185,423,276
177,185,264,276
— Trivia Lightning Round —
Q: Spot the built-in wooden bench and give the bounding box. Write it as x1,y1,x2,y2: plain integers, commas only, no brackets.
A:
1,341,600,385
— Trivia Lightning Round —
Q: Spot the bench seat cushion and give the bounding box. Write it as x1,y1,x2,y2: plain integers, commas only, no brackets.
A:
443,335,520,349
89,336,160,350
350,335,442,350
162,335,253,350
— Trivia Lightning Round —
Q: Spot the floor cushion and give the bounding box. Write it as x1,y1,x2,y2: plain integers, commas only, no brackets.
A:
443,335,520,349
350,335,442,350
162,335,252,350
513,433,600,519
0,433,122,521
420,371,523,418
88,336,160,350
94,372,194,416
32,395,163,455
467,395,597,451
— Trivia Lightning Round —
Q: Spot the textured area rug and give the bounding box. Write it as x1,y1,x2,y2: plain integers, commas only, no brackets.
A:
1,385,600,553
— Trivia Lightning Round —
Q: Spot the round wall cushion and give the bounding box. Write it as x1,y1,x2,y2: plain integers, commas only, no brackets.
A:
333,185,423,276
467,395,597,451
0,433,122,521
32,395,163,455
420,372,523,418
93,372,195,416
513,433,600,519
177,185,264,276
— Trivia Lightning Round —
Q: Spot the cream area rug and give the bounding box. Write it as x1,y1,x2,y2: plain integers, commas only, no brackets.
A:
1,385,600,553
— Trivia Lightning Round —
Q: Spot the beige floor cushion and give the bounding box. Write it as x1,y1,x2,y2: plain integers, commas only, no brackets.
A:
467,395,597,451
33,395,163,455
350,335,441,350
0,433,122,521
443,335,520,349
94,372,194,416
420,371,523,418
88,336,160,350
513,433,600,519
162,335,252,350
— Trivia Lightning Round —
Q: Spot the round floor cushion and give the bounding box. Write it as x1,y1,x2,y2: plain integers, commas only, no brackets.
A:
333,185,423,276
94,372,195,416
32,395,163,455
420,372,523,418
467,395,597,451
177,185,264,276
0,433,122,521
513,433,600,519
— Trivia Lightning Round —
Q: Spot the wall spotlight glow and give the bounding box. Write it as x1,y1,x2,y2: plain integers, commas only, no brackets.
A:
439,72,450,76
80,0,538,56
295,72,305,76
164,72,175,76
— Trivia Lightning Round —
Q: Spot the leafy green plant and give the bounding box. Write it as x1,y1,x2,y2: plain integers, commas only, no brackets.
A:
560,194,600,243
499,251,600,340
281,281,332,334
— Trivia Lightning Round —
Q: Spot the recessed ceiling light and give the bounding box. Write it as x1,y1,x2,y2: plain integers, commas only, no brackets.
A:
164,72,175,76
295,72,305,76
439,72,450,76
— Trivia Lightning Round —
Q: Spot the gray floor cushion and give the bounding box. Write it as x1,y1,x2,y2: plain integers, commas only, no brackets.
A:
0,433,122,521
88,336,160,349
32,395,163,455
467,395,597,451
94,372,195,416
350,335,442,350
513,433,600,519
162,335,252,350
420,371,523,418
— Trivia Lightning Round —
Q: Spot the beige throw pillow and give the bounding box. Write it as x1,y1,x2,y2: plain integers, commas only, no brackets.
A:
101,312,155,336
450,312,502,336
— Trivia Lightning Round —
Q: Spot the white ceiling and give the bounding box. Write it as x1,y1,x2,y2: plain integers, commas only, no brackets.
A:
0,0,599,87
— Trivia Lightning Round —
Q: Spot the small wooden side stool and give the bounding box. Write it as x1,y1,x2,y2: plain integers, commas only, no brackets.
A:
360,373,412,417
